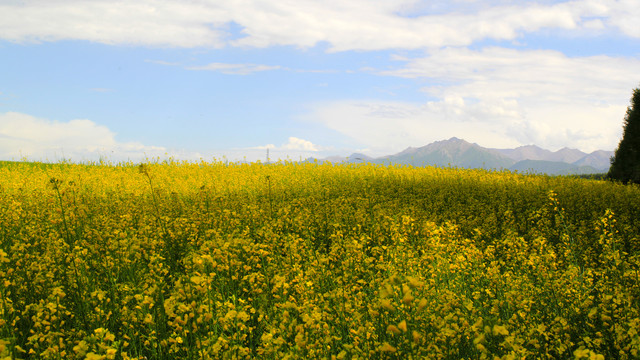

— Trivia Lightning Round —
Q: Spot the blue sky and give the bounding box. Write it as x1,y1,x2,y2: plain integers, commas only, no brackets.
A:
1,0,639,162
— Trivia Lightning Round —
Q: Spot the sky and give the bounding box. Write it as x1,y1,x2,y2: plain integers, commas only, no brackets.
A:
1,0,640,163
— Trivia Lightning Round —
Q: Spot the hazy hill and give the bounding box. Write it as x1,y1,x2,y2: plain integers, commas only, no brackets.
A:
321,153,374,163
493,145,553,161
320,138,613,175
509,160,600,175
548,147,589,163
573,150,613,168
493,145,612,168
376,137,514,169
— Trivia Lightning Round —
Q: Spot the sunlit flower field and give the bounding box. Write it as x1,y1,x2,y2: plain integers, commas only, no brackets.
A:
1,160,639,359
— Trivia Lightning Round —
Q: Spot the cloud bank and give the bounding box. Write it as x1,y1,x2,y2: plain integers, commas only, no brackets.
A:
1,0,638,50
308,47,639,154
0,112,326,163
0,112,173,162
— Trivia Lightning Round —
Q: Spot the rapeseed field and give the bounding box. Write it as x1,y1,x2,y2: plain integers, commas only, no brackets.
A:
0,160,639,359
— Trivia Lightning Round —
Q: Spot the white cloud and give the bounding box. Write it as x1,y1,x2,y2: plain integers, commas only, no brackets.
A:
601,0,640,38
0,113,325,163
187,62,281,75
306,47,639,154
305,99,528,156
0,0,637,51
0,112,195,162
237,137,321,161
281,137,319,151
224,0,637,51
252,137,320,152
383,47,640,105
0,0,230,47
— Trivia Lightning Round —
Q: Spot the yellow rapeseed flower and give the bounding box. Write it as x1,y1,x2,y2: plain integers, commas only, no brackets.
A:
406,276,423,289
397,320,408,332
380,299,394,311
379,342,396,353
387,324,401,335
412,330,422,344
492,325,509,336
417,298,428,311
85,352,106,360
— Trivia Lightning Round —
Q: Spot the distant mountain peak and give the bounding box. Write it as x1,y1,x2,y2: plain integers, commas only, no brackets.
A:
493,144,552,161
515,144,545,150
319,138,612,174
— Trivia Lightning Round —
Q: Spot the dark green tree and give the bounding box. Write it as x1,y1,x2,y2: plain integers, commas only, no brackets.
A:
608,87,640,184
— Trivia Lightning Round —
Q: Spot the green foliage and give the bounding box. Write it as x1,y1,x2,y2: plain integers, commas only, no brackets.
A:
608,87,640,184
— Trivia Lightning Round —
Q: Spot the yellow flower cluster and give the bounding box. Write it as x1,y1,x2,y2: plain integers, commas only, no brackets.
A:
0,159,639,359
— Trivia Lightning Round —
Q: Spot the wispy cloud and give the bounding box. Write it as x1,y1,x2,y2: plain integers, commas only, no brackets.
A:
187,62,281,75
1,1,637,51
152,59,337,74
145,59,182,66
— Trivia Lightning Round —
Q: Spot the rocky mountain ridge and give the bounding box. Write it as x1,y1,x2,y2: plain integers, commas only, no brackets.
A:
319,138,613,175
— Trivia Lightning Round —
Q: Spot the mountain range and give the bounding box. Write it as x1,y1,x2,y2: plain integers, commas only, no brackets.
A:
318,138,613,175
